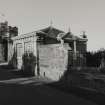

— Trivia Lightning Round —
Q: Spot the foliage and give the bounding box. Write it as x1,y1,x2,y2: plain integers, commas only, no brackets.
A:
8,48,17,69
86,50,105,67
8,26,18,37
22,52,36,76
60,68,105,93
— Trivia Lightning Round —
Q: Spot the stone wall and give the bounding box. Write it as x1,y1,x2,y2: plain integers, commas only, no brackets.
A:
38,43,68,80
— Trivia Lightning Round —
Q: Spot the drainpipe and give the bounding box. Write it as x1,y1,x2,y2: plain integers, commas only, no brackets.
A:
73,37,77,67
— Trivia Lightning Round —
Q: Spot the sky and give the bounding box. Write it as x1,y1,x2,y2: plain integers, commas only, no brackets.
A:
0,0,105,51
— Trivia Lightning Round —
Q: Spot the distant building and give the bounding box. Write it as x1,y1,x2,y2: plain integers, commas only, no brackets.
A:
11,25,87,80
0,21,18,62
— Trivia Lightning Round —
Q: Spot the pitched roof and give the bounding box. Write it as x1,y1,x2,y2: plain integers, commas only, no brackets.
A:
36,26,65,39
62,32,74,39
36,27,87,42
62,32,87,41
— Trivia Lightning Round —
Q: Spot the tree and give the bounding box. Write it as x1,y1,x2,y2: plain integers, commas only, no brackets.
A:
86,50,105,67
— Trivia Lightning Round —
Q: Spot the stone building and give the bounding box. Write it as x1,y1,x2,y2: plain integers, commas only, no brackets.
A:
0,21,18,63
11,25,87,80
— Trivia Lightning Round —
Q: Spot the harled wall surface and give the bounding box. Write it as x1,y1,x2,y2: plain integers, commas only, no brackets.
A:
38,43,68,80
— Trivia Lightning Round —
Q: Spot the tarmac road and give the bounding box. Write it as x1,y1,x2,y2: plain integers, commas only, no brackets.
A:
0,76,98,105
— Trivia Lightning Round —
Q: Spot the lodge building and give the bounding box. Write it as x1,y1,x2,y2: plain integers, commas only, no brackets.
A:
0,21,88,80
11,25,87,80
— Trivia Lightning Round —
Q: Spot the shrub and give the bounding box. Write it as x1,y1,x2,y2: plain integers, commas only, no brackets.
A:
99,67,105,74
22,52,36,76
8,48,17,69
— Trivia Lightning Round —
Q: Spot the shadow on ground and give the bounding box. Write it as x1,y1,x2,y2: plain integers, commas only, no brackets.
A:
0,64,104,105
48,81,105,105
0,79,104,105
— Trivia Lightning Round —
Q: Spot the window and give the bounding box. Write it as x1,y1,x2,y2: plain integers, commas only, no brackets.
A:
24,41,33,53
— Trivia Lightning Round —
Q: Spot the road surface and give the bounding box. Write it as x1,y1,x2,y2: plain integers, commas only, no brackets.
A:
0,76,99,105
